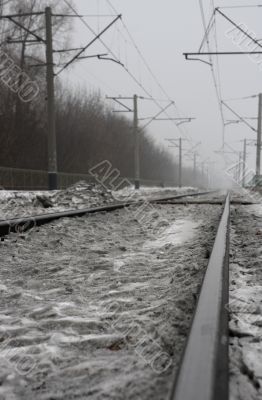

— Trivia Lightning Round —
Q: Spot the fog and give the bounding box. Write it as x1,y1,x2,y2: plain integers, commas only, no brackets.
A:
60,0,262,186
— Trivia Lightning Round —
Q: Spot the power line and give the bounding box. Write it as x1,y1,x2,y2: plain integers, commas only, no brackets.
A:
198,12,215,53
218,5,262,9
199,0,226,146
52,14,117,18
62,1,156,98
2,15,46,43
106,0,173,103
221,101,257,132
105,0,196,142
62,0,192,142
211,0,223,102
224,94,258,101
216,8,262,51
55,14,121,76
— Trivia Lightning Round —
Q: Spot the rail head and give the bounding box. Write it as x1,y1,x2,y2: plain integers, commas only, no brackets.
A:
169,193,230,400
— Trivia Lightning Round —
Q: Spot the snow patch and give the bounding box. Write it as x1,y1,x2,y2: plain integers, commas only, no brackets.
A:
143,219,199,249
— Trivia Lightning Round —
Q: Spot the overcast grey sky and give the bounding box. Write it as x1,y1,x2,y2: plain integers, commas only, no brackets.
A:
60,0,262,179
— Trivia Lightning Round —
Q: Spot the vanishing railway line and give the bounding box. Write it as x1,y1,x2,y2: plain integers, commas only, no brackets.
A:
0,190,251,399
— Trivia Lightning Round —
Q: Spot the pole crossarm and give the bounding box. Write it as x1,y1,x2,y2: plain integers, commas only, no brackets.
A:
53,47,87,53
138,117,195,122
184,54,212,65
52,14,117,18
184,7,262,63
185,51,262,57
73,53,108,60
58,53,111,66
165,138,186,148
184,141,201,157
221,101,257,132
0,12,44,18
106,96,149,113
55,14,121,76
106,96,134,113
216,7,262,51
97,55,124,66
225,119,241,126
6,39,40,44
7,17,46,43
141,101,174,129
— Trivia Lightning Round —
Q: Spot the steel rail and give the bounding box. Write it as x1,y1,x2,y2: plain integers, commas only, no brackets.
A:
156,199,253,205
169,193,230,400
0,190,217,237
153,190,218,203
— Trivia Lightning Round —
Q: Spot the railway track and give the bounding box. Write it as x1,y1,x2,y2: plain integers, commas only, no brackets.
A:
169,193,230,400
0,190,218,237
0,189,234,399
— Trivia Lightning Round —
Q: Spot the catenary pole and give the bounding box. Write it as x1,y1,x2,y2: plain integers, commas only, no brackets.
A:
242,139,247,187
133,94,140,189
193,152,197,182
256,93,262,183
45,7,57,190
179,137,182,188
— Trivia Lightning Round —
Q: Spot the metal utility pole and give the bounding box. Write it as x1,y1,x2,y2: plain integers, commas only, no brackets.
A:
2,8,121,191
165,137,186,187
242,139,247,187
106,95,142,190
201,159,210,187
45,7,57,190
206,167,209,188
193,152,197,181
179,138,182,188
133,94,140,189
237,152,242,184
201,162,205,180
256,93,262,183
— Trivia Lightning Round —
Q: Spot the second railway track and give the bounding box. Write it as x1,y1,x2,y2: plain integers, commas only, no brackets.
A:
0,190,218,237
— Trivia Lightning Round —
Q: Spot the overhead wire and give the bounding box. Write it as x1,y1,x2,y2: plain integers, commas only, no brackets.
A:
105,0,196,142
63,0,193,143
211,0,223,102
62,2,161,100
224,94,258,101
198,11,215,52
218,5,262,9
199,0,226,147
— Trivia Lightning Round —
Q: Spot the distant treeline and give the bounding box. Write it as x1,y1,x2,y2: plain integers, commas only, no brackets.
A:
0,0,205,187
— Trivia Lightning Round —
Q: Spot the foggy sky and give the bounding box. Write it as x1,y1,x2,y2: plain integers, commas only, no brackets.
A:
61,0,262,179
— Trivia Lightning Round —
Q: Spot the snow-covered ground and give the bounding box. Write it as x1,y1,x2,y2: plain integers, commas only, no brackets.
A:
111,186,197,202
0,182,198,221
0,182,114,221
1,184,260,399
0,201,221,399
230,201,262,400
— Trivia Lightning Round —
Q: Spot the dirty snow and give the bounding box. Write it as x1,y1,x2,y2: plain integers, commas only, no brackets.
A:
0,182,198,221
230,200,262,400
0,201,221,399
0,181,115,220
143,220,199,249
112,186,197,202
